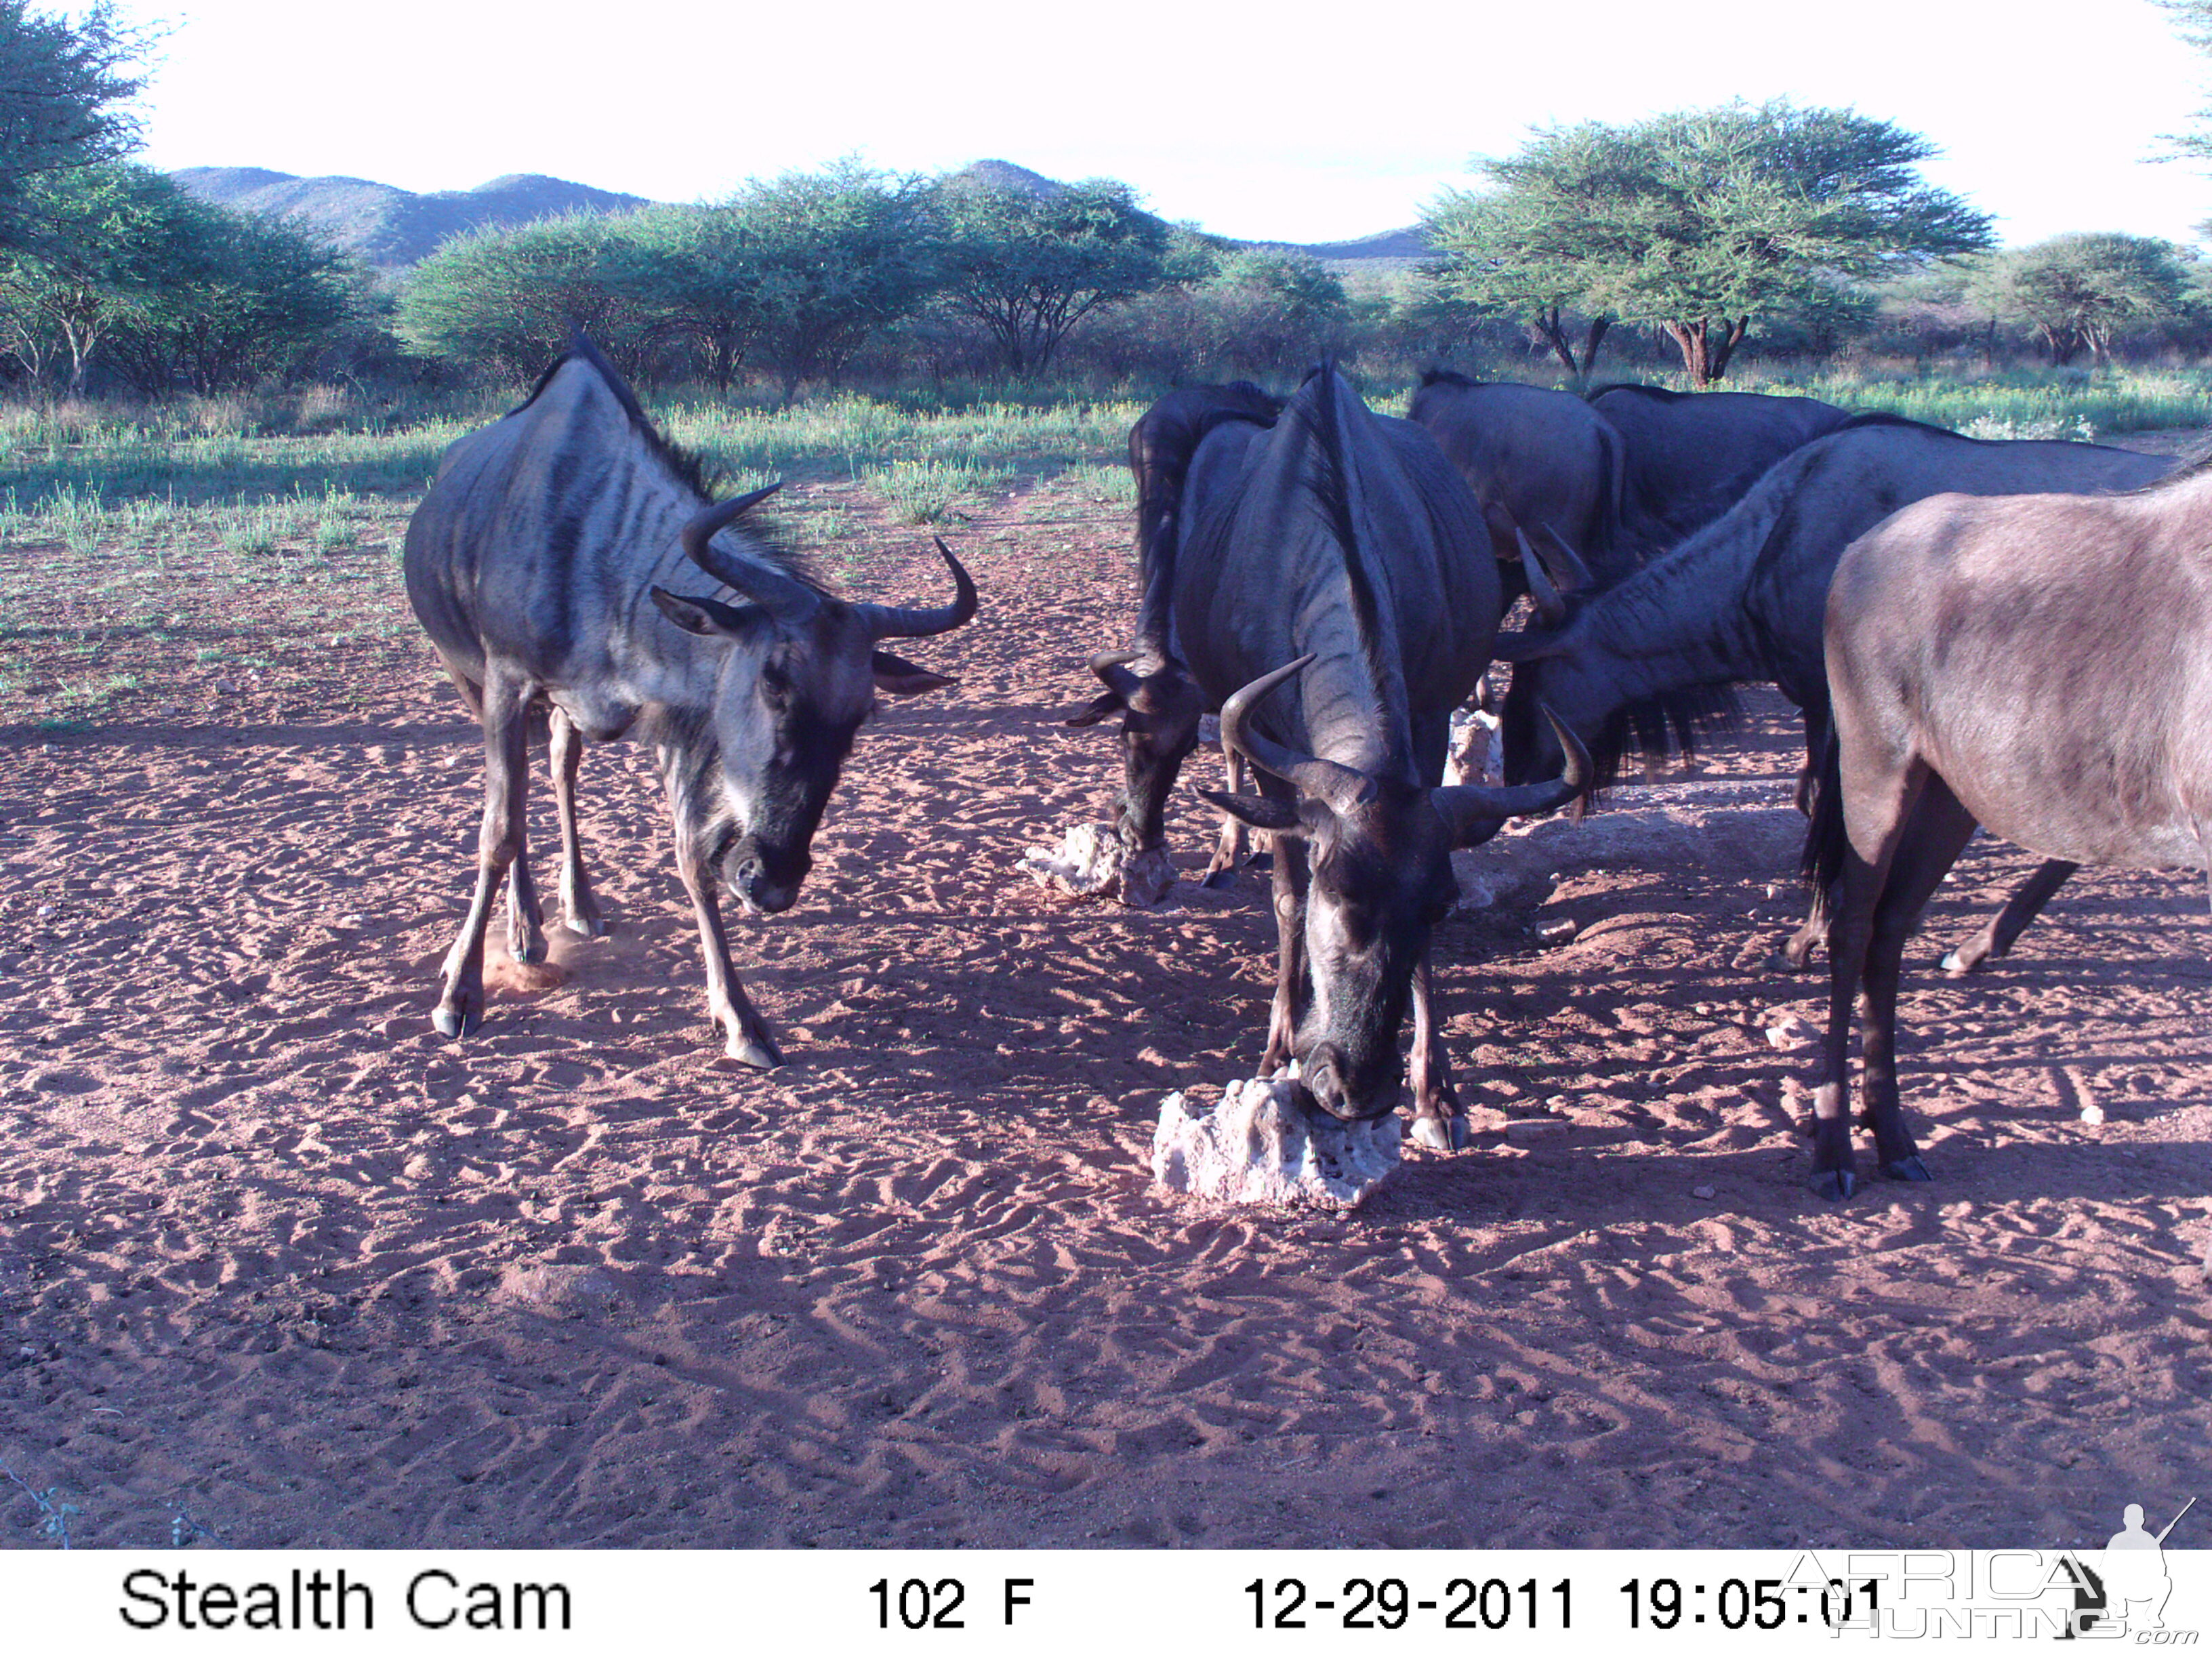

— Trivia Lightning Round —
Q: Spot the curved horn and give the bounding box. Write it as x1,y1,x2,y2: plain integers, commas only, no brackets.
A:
681,485,817,624
1218,655,1373,813
1517,528,1566,627
854,537,979,640
1539,524,1595,590
1090,649,1144,700
1430,702,1591,840
1491,628,1567,663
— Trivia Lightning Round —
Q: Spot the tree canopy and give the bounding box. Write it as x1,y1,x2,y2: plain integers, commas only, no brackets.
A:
1968,233,2193,367
931,176,1170,376
0,1,146,249
1424,102,1993,384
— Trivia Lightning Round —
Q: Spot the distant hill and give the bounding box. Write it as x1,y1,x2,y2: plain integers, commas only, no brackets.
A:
170,159,1423,274
169,168,652,270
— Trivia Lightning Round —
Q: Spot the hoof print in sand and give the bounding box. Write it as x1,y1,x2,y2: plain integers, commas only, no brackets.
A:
1021,823,1176,909
1152,1073,1401,1209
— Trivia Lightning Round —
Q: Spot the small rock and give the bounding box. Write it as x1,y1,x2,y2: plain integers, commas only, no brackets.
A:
213,678,240,695
1765,1013,1816,1050
495,1262,619,1317
1501,1115,1568,1138
1535,918,1577,945
1692,1184,1717,1200
2079,1102,2106,1126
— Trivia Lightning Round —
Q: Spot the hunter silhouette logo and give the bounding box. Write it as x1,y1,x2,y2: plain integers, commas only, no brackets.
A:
2058,1496,2196,1639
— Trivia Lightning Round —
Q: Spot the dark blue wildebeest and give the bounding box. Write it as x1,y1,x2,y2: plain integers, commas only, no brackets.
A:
403,338,976,1067
1803,452,2212,1197
1148,365,1589,1149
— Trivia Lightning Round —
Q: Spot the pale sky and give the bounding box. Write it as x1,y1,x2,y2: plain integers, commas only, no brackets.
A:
101,0,2212,248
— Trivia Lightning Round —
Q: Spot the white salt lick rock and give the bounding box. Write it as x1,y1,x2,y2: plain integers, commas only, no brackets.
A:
1152,1073,1401,1209
1020,823,1175,908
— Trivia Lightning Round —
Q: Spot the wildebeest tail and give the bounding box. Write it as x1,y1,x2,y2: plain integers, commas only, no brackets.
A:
1802,724,1847,895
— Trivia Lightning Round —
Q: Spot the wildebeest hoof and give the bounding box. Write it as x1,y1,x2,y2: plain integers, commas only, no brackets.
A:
566,914,609,939
1880,1154,1933,1182
727,1032,783,1069
1938,949,1975,977
510,935,547,965
1246,851,1273,871
1808,1167,1857,1201
1200,867,1236,890
431,1004,480,1040
1411,1115,1471,1153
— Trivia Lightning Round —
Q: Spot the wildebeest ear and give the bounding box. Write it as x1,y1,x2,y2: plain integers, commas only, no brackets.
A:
1197,787,1304,835
651,586,762,639
870,649,955,697
1065,689,1127,727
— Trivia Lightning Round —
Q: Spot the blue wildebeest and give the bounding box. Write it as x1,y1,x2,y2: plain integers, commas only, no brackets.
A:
1495,415,2171,970
1408,371,1626,589
1802,453,2212,1198
1160,366,1589,1147
403,339,976,1065
1067,382,1283,877
1588,382,1850,553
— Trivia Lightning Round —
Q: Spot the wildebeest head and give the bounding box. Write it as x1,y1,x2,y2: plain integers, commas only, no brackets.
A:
649,487,975,914
1064,651,1205,853
1201,656,1589,1121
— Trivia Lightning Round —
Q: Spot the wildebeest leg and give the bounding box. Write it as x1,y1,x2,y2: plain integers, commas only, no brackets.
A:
1407,949,1467,1151
504,819,547,966
1941,858,2076,976
1260,796,1309,1076
1858,779,1978,1181
1795,699,1830,819
1201,744,1250,887
1811,760,1928,1200
549,708,605,937
434,670,533,1039
674,828,782,1070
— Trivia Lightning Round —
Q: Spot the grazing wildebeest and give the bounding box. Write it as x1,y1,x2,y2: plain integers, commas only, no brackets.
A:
1588,382,1850,550
1408,370,1631,586
1164,366,1589,1147
1067,383,1284,878
1496,415,2171,968
404,338,976,1065
1801,453,2212,1197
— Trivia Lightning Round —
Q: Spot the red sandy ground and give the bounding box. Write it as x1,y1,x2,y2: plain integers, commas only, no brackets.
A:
0,467,2205,1550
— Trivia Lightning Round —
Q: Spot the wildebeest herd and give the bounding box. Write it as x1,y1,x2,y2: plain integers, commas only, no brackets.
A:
405,338,2204,1200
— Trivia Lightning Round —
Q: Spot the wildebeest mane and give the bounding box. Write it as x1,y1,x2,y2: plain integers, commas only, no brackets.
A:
516,335,821,590
1585,382,1683,406
1418,367,1488,392
514,336,718,506
1586,684,1740,794
1284,367,1393,693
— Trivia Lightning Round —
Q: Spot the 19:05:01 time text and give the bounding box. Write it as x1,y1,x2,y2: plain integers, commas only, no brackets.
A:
1247,1577,1572,1629
1620,1578,1881,1629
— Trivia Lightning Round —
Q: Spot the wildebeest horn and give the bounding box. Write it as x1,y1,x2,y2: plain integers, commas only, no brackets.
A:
1090,649,1144,699
681,485,819,624
854,538,979,640
1430,702,1591,840
1517,529,1566,627
1218,655,1374,812
1491,629,1567,663
1539,525,1594,591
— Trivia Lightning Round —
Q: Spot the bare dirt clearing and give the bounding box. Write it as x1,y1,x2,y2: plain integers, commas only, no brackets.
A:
0,465,2205,1549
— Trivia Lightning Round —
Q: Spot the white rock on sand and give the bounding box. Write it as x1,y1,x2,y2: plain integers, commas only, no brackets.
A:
1020,823,1176,909
1151,1071,1402,1208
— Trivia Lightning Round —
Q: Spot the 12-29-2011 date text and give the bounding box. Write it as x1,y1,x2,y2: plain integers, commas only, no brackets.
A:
1247,1575,1572,1631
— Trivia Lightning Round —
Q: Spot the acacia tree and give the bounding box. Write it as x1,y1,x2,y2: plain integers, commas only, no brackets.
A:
0,162,178,388
396,213,658,382
0,1,146,249
611,203,763,394
932,176,1170,377
1968,234,2191,367
1422,123,1638,384
1426,102,1992,385
716,163,937,405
